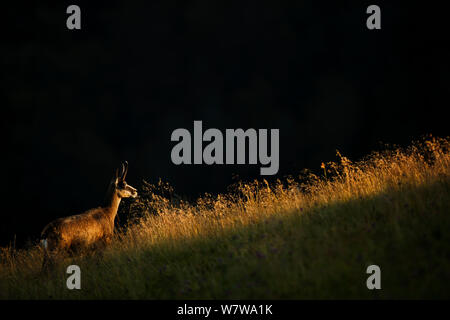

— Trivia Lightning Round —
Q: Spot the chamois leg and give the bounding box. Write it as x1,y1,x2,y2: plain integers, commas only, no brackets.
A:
40,238,53,273
41,249,59,274
92,237,112,261
40,239,68,274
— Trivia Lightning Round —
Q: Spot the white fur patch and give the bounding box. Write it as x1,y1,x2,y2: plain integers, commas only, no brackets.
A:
41,239,48,249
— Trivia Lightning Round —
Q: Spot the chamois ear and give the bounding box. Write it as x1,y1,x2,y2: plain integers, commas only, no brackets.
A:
121,161,128,181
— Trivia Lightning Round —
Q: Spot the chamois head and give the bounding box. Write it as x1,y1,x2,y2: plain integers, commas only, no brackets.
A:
113,161,138,199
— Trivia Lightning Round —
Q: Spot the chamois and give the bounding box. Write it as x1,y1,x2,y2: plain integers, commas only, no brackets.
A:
40,161,137,268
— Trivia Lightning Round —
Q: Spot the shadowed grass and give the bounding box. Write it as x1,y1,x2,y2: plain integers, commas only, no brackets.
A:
1,136,449,299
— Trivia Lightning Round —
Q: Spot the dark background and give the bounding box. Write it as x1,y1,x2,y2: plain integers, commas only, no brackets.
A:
2,1,448,247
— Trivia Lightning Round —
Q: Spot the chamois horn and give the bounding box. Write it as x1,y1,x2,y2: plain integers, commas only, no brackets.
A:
121,161,128,180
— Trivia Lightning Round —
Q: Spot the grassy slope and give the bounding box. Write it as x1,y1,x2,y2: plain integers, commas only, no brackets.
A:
1,137,449,299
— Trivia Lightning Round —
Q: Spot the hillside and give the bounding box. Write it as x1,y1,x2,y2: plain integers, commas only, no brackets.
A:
1,136,449,299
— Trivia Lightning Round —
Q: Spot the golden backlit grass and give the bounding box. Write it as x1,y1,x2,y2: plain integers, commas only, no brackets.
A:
1,135,449,299
123,136,449,246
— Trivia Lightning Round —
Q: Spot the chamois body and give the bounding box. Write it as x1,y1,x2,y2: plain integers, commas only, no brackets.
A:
40,200,119,252
40,161,137,268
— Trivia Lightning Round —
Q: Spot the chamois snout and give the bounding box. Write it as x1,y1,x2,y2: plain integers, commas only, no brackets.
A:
118,183,138,198
129,185,138,198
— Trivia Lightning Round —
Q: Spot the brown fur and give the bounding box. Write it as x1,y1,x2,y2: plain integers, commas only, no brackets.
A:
41,161,137,269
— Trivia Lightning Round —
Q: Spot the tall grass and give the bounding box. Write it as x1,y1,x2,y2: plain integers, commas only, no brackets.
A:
1,135,449,299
